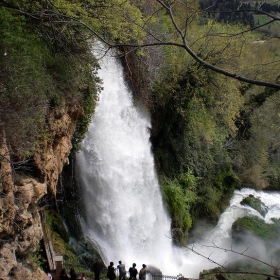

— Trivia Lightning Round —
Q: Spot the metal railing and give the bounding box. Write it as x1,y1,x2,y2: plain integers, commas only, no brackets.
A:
149,273,199,280
63,263,200,280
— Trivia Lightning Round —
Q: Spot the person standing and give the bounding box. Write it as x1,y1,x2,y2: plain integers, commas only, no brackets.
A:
139,264,147,280
107,262,116,280
93,260,103,280
70,267,77,280
117,261,126,280
59,268,69,280
128,263,138,280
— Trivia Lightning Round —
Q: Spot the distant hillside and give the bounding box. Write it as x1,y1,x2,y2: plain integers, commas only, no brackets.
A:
199,0,280,35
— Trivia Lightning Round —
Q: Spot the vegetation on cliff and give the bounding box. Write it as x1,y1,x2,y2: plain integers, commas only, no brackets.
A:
118,0,280,242
0,5,98,158
0,0,146,276
0,0,146,156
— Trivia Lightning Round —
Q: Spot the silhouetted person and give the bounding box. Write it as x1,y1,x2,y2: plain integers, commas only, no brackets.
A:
107,262,116,280
139,264,147,280
59,268,69,280
128,263,138,280
117,261,126,280
70,267,77,280
93,260,103,280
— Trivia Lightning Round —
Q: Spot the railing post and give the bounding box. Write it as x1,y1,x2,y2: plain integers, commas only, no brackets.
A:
54,255,63,280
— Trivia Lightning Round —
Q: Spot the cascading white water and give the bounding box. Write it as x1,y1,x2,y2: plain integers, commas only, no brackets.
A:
76,44,178,274
76,43,280,278
176,188,280,277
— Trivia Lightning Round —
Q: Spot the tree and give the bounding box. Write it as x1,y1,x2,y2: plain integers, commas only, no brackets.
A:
85,0,280,90
2,0,280,90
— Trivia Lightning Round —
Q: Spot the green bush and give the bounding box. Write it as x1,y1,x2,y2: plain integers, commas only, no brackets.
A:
232,216,280,242
161,171,198,244
0,6,99,156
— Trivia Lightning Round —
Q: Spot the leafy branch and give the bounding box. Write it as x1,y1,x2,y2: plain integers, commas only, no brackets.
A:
3,0,280,90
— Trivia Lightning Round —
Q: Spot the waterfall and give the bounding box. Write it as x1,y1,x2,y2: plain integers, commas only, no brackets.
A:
76,43,178,274
76,43,280,278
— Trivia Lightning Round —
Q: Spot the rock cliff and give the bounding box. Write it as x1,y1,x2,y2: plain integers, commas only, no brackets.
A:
0,101,83,279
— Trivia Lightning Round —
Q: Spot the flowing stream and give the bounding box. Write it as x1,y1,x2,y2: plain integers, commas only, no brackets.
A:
76,44,280,278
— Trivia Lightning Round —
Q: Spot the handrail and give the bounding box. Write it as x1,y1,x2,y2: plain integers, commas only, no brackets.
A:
62,263,200,280
39,210,56,271
149,274,199,280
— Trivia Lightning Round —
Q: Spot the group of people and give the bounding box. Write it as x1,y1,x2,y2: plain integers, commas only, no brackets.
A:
107,261,147,280
51,260,146,280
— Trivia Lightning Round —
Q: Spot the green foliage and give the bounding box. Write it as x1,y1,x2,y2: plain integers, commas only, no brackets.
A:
72,65,101,151
200,266,270,280
232,216,280,242
0,0,148,157
150,61,243,231
45,210,69,243
161,171,198,244
0,7,51,155
254,14,280,37
196,185,223,220
161,178,191,227
46,0,146,44
233,89,280,189
27,244,45,269
45,210,102,276
0,4,100,156
191,167,239,225
178,170,198,191
214,166,241,193
45,210,79,263
143,2,279,233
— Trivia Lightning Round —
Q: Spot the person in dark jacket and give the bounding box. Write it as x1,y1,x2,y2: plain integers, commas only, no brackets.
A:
70,267,77,280
128,263,138,280
59,268,69,280
107,262,116,280
93,260,103,280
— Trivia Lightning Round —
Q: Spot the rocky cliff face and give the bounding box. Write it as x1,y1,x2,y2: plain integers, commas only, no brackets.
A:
0,101,83,279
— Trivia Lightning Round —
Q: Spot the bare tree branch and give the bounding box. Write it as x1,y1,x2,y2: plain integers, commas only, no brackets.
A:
203,242,277,269
3,2,280,89
165,234,280,279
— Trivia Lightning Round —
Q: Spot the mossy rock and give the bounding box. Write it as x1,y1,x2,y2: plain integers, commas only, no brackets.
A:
232,216,280,242
200,267,229,279
240,195,268,217
200,266,272,280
